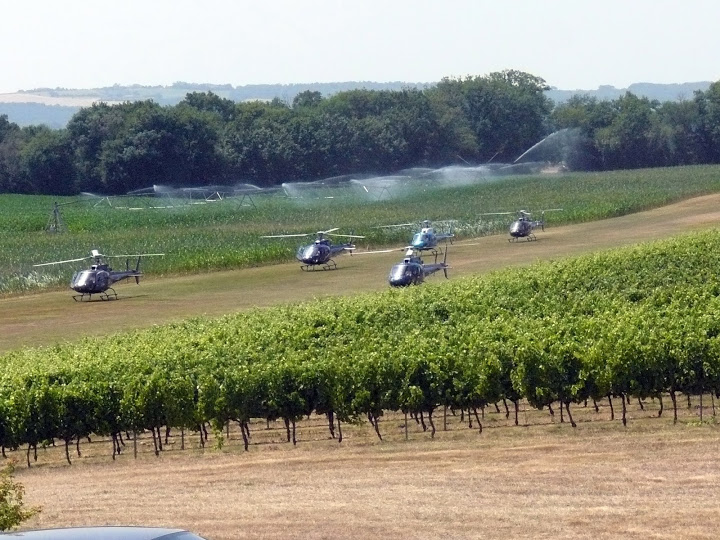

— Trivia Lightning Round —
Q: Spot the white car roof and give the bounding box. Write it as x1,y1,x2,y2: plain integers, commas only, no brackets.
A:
2,526,206,540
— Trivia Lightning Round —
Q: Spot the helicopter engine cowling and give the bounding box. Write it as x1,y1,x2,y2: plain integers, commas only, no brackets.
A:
95,271,110,291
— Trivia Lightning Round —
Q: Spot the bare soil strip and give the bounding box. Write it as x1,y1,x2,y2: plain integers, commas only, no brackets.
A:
3,193,720,353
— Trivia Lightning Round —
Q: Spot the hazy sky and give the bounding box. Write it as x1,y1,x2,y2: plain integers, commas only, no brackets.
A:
2,0,718,94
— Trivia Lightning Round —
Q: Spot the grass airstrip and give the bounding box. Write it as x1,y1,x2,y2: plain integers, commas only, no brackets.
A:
3,190,720,352
4,166,720,539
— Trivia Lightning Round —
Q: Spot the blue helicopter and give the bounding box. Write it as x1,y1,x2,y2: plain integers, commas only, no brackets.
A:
262,228,364,271
388,248,450,287
482,209,562,242
33,249,164,301
377,219,455,255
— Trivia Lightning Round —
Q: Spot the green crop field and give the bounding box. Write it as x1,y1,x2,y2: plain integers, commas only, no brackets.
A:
2,164,720,295
4,166,720,539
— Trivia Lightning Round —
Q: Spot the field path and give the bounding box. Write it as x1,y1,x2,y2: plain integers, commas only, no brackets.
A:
3,192,720,352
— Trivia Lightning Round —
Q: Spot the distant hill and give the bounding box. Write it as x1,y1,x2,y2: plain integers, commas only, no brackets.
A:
546,81,712,103
0,80,713,128
0,102,80,129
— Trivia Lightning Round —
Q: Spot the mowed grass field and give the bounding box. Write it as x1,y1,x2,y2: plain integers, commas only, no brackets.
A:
5,166,720,538
3,191,720,352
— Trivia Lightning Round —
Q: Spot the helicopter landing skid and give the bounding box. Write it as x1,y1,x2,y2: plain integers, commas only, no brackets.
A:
300,260,338,271
509,235,536,243
72,288,118,302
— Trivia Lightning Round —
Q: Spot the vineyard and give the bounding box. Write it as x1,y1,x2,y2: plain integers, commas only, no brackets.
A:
2,229,720,466
3,164,720,295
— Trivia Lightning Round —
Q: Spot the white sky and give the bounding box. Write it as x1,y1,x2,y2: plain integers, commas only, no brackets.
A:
2,0,718,94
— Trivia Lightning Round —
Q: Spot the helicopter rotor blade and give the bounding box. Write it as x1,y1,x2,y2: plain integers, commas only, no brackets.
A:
33,256,89,267
372,222,416,229
326,233,366,239
354,247,406,255
109,253,166,258
480,212,513,216
318,227,340,235
261,233,311,238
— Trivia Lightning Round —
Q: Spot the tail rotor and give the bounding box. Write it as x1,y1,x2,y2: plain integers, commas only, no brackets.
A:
134,257,142,284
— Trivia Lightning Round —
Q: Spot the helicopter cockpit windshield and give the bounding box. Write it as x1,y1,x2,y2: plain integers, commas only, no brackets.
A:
297,244,323,262
71,270,95,288
411,232,429,246
389,263,422,286
510,221,524,235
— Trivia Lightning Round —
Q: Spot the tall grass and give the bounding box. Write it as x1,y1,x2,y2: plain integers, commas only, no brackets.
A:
2,165,720,295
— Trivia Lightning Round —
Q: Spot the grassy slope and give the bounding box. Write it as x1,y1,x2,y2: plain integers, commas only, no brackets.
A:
3,191,720,353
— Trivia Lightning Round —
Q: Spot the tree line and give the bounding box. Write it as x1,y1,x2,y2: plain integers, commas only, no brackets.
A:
1,70,719,195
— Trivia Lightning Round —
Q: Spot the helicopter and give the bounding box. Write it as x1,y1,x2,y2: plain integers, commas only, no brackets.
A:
388,248,450,287
378,219,455,255
261,228,364,271
482,209,562,242
33,249,165,301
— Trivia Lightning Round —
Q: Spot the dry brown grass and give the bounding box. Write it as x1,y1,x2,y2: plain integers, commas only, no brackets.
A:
11,398,720,539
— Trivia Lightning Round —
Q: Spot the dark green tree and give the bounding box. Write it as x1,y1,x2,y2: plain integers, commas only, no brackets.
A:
19,127,76,194
694,81,720,163
0,116,25,192
292,90,323,109
593,93,658,170
434,70,553,162
180,91,237,122
66,102,129,192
